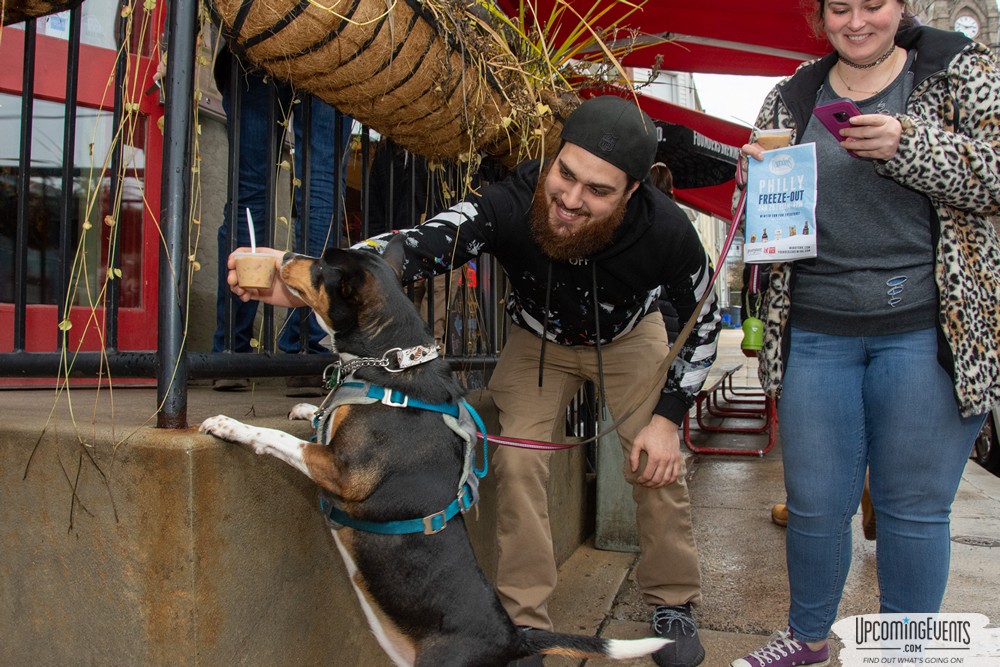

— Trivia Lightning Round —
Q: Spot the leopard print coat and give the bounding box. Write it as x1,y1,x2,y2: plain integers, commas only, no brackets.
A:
739,27,1000,418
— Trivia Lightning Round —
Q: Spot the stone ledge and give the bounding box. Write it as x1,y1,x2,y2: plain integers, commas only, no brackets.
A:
0,386,589,665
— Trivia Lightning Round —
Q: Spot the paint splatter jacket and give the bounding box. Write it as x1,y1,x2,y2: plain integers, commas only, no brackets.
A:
362,159,721,424
739,26,1000,417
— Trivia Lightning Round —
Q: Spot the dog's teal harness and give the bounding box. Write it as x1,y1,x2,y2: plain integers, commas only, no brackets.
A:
311,367,489,536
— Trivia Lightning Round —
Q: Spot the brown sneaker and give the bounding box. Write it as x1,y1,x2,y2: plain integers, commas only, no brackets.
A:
771,503,788,527
861,481,876,541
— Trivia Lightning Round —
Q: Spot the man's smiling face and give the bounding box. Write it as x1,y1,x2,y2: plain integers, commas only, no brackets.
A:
530,142,640,262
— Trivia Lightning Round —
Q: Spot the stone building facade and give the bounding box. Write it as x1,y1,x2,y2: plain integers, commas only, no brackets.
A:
911,0,1000,50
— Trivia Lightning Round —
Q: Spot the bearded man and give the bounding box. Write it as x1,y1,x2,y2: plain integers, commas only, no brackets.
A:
227,95,720,667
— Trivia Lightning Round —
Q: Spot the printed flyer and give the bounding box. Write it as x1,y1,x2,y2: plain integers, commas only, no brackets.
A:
744,143,818,263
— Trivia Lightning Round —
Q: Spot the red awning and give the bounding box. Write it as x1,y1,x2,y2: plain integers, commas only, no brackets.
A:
497,0,830,76
504,2,834,217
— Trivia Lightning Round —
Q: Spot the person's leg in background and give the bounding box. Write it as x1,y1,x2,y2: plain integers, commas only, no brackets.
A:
773,473,875,539
415,269,462,348
863,328,984,614
211,60,292,390
595,312,704,667
430,271,455,344
860,470,876,540
278,96,354,357
489,325,586,639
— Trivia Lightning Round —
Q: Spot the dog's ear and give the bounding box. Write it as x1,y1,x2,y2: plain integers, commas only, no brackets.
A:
322,247,346,265
319,248,356,298
381,234,406,282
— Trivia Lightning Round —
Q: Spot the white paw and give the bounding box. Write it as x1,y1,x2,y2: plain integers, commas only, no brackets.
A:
200,415,262,453
288,403,319,421
200,415,239,441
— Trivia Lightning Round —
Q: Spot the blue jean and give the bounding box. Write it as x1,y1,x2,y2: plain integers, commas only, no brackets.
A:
778,327,984,643
212,68,352,354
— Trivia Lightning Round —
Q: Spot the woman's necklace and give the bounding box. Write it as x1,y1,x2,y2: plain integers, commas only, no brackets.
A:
838,43,896,69
835,48,899,96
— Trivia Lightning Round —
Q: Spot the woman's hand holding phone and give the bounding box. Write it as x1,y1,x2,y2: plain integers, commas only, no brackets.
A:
813,100,903,160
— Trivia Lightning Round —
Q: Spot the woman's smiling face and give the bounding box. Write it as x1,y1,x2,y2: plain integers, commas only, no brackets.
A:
822,0,904,64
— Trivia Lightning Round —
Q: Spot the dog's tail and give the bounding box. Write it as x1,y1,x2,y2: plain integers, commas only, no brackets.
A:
520,629,670,661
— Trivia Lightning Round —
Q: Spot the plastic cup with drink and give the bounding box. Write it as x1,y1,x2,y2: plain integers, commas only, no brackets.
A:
233,209,276,289
755,128,793,150
233,251,276,289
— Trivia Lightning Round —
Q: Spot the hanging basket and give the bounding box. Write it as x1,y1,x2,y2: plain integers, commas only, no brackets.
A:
2,0,84,26
210,0,554,160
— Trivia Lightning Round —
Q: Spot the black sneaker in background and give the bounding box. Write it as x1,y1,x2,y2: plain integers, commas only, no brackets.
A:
212,378,250,392
651,603,705,667
285,375,326,397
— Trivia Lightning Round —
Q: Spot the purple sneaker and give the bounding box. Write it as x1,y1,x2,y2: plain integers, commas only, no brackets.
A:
730,628,829,667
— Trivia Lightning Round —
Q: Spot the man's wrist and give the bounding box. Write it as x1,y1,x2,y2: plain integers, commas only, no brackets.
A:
654,393,689,426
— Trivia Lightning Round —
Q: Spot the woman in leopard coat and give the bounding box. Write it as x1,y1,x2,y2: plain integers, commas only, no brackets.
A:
730,2,1000,666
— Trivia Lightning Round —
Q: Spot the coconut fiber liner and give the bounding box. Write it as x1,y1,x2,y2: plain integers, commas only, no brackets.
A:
212,0,517,159
3,0,84,26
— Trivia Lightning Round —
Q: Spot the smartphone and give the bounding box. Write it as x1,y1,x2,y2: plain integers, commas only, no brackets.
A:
812,99,862,156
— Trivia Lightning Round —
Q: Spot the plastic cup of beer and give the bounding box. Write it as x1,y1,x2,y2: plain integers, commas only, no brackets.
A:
755,128,793,150
233,251,276,289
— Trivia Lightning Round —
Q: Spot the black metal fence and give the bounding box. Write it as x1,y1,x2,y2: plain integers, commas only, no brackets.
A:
0,0,507,428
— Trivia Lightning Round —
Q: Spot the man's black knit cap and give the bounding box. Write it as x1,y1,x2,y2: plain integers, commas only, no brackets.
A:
560,95,657,181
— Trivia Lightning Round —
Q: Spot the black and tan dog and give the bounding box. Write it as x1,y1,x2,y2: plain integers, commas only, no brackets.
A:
200,236,668,666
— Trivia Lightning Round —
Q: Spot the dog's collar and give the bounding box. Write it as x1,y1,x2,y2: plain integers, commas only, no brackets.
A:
328,344,440,386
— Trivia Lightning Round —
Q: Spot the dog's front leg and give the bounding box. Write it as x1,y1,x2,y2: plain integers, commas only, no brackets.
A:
200,415,314,480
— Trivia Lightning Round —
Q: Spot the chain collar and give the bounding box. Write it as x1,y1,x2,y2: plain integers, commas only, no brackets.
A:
321,344,441,391
310,344,442,432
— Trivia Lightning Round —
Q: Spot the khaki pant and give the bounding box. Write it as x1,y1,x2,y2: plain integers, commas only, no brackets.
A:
488,313,702,629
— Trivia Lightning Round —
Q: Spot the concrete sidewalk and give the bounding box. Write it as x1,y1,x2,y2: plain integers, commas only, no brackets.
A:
544,329,1000,667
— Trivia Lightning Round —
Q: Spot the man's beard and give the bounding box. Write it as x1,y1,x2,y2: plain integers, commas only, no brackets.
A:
529,164,629,263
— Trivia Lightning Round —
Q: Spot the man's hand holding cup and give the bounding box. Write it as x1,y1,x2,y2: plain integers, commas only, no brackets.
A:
227,247,305,308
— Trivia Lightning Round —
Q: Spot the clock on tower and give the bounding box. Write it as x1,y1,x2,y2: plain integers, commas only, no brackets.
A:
954,14,980,38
